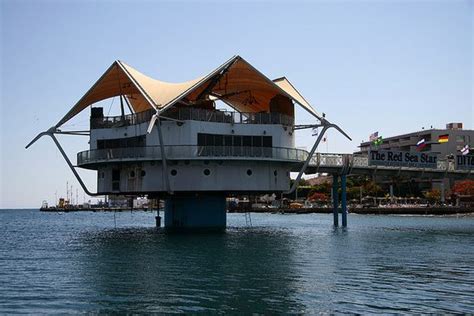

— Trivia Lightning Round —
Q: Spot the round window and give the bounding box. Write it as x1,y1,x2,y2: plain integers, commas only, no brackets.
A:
141,170,146,177
171,169,177,176
247,169,252,176
203,169,211,176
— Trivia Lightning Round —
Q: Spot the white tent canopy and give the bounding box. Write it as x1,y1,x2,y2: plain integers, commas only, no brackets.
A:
56,56,321,127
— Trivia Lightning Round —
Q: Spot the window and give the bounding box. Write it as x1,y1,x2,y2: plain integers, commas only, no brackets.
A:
263,136,272,147
203,169,211,176
97,135,146,149
171,169,177,176
456,135,466,143
252,136,262,147
197,133,273,149
247,169,252,176
112,169,120,191
243,136,251,147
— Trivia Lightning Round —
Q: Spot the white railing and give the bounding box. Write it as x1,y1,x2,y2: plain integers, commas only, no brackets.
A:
77,148,466,174
77,145,308,165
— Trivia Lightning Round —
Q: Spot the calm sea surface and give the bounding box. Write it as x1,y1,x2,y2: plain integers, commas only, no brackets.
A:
0,209,473,314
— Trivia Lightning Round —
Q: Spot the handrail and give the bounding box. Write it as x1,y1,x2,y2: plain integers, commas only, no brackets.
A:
77,145,308,165
90,108,294,129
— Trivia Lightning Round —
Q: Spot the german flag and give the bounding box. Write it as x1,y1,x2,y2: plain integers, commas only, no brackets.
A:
438,134,449,143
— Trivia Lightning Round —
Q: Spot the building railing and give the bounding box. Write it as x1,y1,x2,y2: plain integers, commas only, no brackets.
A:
90,108,294,129
166,107,294,126
77,145,308,165
90,109,154,129
77,147,467,174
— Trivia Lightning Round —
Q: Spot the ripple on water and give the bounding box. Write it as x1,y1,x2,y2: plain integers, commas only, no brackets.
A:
0,210,473,313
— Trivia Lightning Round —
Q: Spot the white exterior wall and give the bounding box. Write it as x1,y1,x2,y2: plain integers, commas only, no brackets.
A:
97,161,292,193
90,117,296,194
90,120,294,149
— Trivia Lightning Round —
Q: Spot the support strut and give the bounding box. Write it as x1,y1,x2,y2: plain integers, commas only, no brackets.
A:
26,127,100,196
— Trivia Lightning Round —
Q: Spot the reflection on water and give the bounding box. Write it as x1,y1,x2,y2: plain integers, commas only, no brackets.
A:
78,228,303,313
0,210,473,313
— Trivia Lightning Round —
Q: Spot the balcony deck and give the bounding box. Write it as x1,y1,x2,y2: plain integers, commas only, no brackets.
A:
90,108,294,129
77,145,308,167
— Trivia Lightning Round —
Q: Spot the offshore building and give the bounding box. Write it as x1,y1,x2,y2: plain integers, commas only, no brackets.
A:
27,56,349,230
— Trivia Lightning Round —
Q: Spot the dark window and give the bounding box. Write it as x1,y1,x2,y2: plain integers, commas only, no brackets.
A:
141,170,146,177
171,169,177,176
197,133,273,149
203,169,211,176
243,136,251,147
252,136,262,147
198,134,206,146
112,169,120,181
247,169,252,176
214,135,224,146
224,135,233,146
263,136,272,147
112,169,120,191
97,135,145,149
233,136,242,147
206,134,214,146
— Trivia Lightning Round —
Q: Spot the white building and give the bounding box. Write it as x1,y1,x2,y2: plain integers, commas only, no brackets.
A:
27,56,348,229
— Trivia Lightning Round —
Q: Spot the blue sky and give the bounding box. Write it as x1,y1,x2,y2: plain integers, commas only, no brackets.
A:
1,0,472,208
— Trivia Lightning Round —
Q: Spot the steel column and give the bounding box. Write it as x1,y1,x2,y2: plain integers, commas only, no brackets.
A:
332,175,339,227
341,174,347,227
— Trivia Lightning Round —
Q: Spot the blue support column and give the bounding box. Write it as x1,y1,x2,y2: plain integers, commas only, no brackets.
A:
164,195,226,231
341,174,348,227
332,175,339,227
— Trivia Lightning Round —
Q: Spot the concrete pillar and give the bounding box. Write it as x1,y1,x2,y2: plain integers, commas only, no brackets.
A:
332,175,339,227
440,181,445,204
341,174,347,227
389,184,394,203
164,195,226,231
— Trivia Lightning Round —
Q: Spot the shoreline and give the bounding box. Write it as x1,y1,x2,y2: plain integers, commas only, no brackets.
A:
35,206,474,216
229,206,474,216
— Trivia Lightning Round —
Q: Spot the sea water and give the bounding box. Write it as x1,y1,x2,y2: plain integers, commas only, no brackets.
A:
0,209,473,313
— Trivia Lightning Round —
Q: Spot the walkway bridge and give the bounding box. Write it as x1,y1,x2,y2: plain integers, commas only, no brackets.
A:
303,153,472,179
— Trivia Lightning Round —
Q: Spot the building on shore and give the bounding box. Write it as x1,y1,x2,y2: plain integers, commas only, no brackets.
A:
358,122,473,194
358,122,473,158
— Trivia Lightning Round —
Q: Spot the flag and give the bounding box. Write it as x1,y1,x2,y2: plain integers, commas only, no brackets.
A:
438,134,449,143
416,138,426,151
373,136,383,146
312,127,319,136
461,145,469,155
369,132,378,142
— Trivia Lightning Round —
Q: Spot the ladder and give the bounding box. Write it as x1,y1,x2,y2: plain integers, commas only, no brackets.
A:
244,212,252,227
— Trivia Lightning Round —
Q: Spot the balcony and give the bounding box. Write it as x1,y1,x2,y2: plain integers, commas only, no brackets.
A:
77,145,308,166
90,108,294,129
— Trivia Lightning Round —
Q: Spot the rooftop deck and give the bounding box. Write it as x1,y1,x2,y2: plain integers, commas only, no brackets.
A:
90,108,294,129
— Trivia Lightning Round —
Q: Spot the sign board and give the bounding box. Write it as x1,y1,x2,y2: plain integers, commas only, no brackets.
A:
368,150,438,169
456,155,474,170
